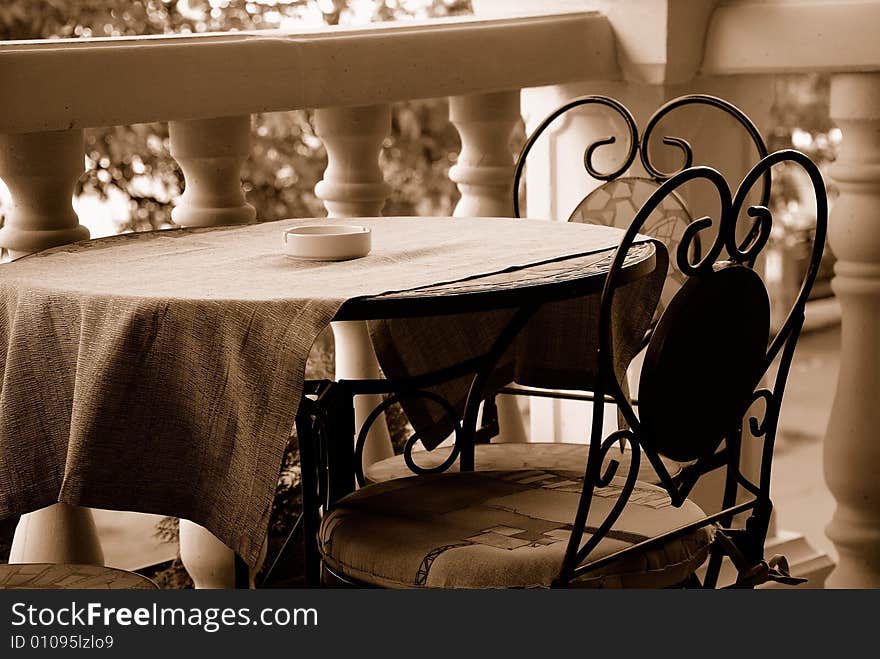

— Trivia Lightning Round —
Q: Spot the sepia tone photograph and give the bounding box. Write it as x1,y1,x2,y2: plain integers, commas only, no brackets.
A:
0,0,874,605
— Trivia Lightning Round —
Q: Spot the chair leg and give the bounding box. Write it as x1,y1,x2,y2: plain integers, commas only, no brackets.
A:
234,554,251,589
702,547,726,589
703,436,743,589
682,573,703,588
296,382,356,587
258,513,303,587
317,383,357,505
296,404,324,588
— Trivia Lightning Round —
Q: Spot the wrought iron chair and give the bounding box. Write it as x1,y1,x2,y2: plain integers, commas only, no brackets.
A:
311,148,826,588
364,94,769,488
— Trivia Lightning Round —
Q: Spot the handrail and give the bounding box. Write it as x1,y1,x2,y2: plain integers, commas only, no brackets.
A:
0,11,615,134
703,0,880,75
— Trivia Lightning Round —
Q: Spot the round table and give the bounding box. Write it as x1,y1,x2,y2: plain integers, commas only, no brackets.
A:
0,216,658,585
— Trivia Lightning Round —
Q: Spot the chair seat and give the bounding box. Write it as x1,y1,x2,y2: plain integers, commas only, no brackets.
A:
319,470,711,589
0,563,158,589
364,442,681,485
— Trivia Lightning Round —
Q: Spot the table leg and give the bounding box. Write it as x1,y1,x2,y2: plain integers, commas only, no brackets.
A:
295,405,323,587
10,503,104,565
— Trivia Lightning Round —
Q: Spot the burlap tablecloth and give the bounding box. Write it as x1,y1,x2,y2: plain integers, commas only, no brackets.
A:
0,216,660,566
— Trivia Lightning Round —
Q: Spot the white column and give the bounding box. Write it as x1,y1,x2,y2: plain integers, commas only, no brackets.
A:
169,116,256,227
170,115,258,587
178,522,235,589
449,90,528,444
9,503,103,566
450,91,521,218
315,104,395,467
824,72,880,588
178,523,266,589
0,129,90,258
0,130,102,566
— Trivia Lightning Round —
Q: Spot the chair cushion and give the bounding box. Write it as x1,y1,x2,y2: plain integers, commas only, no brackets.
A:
364,443,681,485
0,563,158,589
319,470,711,589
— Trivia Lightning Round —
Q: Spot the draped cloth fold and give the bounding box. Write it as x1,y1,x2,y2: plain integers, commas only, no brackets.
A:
369,252,664,449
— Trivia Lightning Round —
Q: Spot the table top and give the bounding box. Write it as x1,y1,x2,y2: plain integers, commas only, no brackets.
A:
2,216,653,309
0,216,661,568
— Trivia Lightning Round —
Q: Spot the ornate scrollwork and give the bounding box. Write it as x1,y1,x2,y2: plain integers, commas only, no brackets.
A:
568,429,643,569
733,150,828,366
580,150,827,562
513,96,639,218
600,150,827,396
594,429,639,487
354,390,464,486
513,93,770,219
747,389,776,439
640,95,769,201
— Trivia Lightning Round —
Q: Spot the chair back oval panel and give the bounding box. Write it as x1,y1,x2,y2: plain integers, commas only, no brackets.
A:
638,263,770,462
569,176,692,314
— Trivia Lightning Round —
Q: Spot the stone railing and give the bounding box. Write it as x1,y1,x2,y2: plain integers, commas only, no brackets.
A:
2,0,879,589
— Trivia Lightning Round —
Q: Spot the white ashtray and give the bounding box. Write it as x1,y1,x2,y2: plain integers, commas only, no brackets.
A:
281,225,372,261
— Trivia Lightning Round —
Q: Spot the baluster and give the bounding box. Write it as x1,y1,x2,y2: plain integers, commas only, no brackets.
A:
178,522,266,589
169,115,260,587
449,90,528,444
9,503,103,566
0,129,102,566
315,105,391,217
824,72,880,588
0,129,90,259
315,104,395,467
178,522,235,589
450,91,521,218
169,116,256,227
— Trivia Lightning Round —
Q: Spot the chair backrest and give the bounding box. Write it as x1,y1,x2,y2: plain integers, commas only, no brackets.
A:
559,149,828,585
513,94,769,316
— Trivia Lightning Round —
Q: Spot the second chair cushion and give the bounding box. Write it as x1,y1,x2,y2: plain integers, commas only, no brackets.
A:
364,442,681,485
319,469,711,589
